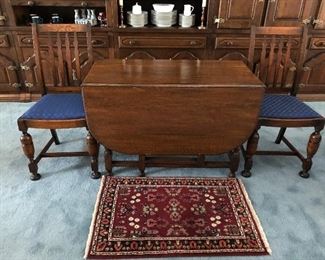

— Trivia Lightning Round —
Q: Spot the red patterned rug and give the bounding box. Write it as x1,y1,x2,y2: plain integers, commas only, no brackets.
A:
85,177,271,258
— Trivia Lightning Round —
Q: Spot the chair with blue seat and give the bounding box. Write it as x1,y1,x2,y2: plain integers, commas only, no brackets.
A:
241,26,325,178
17,24,100,180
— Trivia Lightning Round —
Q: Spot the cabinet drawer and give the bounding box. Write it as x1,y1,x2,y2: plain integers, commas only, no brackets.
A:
215,37,300,49
10,0,105,7
0,35,10,48
310,38,325,49
216,38,250,49
119,36,206,49
17,35,108,48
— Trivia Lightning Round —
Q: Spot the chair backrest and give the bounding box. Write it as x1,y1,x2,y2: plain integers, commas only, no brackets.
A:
32,23,93,93
248,26,308,95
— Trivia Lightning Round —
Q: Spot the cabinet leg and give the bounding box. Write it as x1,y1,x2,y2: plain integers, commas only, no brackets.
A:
20,132,41,181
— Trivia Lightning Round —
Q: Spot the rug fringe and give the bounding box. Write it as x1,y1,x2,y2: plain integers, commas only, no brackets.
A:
84,175,107,259
238,179,272,255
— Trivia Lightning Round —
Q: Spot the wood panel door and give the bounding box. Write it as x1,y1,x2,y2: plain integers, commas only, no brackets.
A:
300,53,325,94
0,34,21,96
265,0,318,26
214,0,265,28
313,0,325,29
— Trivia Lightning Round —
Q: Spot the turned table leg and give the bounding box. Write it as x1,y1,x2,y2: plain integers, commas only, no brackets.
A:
105,148,113,176
139,154,146,177
241,128,260,178
87,132,101,179
228,147,240,178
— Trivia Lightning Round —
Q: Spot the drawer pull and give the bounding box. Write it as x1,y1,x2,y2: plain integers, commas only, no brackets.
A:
21,38,33,44
25,82,33,88
11,83,22,88
20,65,30,71
7,65,18,71
27,1,35,6
91,39,104,45
314,41,325,47
81,1,87,7
224,40,233,46
128,40,136,45
190,40,197,46
313,19,324,25
214,17,225,24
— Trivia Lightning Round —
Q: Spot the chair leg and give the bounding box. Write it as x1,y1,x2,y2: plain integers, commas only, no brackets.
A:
299,130,322,178
86,132,101,179
139,154,146,177
50,129,60,145
105,148,113,176
20,132,41,181
275,127,286,144
241,129,260,178
228,147,240,178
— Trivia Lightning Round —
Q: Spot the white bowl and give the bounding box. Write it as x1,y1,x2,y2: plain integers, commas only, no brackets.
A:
152,3,174,12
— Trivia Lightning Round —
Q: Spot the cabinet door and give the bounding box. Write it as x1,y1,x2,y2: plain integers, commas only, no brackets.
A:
0,34,20,94
300,53,325,94
214,0,265,28
265,0,318,26
0,1,7,26
313,0,325,29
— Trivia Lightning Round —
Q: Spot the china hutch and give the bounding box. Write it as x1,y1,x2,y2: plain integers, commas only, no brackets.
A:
0,0,324,101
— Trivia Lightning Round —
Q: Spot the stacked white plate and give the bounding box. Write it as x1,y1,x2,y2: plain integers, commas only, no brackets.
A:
127,11,148,27
151,10,177,27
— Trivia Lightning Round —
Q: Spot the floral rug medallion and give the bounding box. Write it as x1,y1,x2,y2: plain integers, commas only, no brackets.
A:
85,177,271,258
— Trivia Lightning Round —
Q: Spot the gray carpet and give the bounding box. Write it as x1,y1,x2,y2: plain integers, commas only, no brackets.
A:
0,101,324,260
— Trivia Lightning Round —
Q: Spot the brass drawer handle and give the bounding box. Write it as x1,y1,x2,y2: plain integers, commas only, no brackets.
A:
25,82,33,88
313,19,324,25
27,1,35,6
91,39,104,45
224,40,234,46
214,17,225,24
189,40,197,46
314,41,325,48
7,65,18,71
11,83,22,88
21,38,33,44
128,40,136,45
81,1,87,7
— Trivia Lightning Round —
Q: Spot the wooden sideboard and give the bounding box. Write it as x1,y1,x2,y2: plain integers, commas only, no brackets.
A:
0,0,324,101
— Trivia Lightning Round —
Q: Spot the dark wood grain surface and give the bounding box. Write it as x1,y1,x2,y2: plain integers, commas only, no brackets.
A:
82,59,263,87
82,59,265,155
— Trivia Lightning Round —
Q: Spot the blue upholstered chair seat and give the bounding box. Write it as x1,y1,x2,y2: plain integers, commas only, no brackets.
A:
22,94,85,120
261,94,322,119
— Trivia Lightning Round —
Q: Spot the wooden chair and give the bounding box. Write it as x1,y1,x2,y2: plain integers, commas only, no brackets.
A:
241,26,325,178
17,24,100,180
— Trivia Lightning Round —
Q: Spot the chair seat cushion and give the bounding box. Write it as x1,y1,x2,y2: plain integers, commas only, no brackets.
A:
261,94,322,119
22,94,85,120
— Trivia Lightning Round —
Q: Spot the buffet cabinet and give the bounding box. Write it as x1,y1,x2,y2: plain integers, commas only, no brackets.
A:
0,0,324,101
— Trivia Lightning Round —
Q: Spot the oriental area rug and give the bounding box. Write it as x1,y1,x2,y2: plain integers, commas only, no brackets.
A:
85,177,271,259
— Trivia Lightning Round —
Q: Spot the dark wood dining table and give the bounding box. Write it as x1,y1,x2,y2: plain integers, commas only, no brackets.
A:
82,59,265,177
